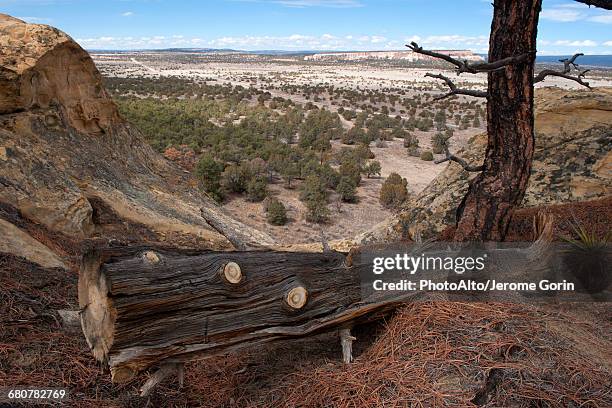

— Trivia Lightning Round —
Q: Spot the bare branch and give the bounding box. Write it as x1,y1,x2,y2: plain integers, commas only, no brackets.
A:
573,0,612,10
534,53,591,88
425,73,487,100
406,42,532,75
559,53,584,73
435,146,484,172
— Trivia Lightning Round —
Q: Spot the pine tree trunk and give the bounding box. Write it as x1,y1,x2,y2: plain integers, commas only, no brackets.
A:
454,0,542,241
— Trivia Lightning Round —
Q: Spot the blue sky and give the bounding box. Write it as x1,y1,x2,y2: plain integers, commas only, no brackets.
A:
3,0,611,54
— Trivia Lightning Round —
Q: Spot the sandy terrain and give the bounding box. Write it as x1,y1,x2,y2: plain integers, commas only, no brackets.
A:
94,53,612,91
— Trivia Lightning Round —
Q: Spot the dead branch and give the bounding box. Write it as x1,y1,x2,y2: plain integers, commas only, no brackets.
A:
573,0,612,10
406,42,532,74
534,53,591,88
140,363,182,397
339,328,356,364
425,73,487,100
435,146,484,172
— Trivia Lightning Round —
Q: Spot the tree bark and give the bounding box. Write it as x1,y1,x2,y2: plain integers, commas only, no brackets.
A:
78,233,555,384
78,245,410,383
454,0,542,241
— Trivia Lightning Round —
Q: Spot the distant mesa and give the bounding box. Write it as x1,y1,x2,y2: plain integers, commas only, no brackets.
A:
304,50,484,62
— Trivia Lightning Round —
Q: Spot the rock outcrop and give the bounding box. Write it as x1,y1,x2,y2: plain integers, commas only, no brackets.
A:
0,15,274,267
361,87,612,242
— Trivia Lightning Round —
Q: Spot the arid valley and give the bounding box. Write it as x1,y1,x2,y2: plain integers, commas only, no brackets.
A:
92,51,612,243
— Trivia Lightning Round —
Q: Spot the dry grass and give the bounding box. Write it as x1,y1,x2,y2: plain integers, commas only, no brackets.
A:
2,253,609,407
258,302,611,407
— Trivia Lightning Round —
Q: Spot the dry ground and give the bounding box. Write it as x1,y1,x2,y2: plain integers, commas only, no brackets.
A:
1,198,610,407
2,253,610,407
223,131,476,244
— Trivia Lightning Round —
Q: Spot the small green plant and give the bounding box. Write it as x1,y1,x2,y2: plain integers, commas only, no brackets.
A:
420,150,434,161
562,222,611,250
560,221,611,294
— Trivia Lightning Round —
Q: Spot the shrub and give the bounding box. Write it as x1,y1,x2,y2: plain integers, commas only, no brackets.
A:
300,174,328,203
375,138,387,148
305,197,329,223
364,160,381,178
195,154,224,202
379,172,409,209
337,177,358,203
431,132,449,154
339,159,362,187
220,163,250,193
266,198,288,225
420,150,434,161
407,146,420,157
342,126,365,145
246,176,268,202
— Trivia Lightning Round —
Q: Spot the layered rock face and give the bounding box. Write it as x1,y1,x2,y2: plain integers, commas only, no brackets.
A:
0,15,274,267
361,87,612,242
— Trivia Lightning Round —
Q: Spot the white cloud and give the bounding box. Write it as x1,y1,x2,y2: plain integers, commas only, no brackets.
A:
541,8,583,22
588,14,612,24
75,32,607,53
541,3,612,24
233,0,363,7
404,34,488,49
553,39,598,47
370,35,387,44
77,32,390,50
121,11,134,17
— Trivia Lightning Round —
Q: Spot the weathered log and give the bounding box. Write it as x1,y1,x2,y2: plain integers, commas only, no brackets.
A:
78,245,408,383
79,222,562,385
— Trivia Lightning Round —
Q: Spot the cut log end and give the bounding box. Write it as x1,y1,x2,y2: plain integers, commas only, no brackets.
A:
221,261,242,284
286,286,308,309
78,251,116,367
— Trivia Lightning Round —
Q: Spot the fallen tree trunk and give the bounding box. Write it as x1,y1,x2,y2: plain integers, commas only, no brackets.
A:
78,245,411,383
79,218,558,384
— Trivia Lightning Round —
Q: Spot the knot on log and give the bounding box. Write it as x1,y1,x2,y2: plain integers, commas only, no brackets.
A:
286,286,308,309
143,251,160,264
221,261,242,284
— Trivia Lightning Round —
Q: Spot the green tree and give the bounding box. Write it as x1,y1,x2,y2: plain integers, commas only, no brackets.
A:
300,174,328,203
266,198,288,225
339,159,362,187
246,175,268,202
364,160,382,178
305,197,329,223
299,109,342,149
379,173,409,208
337,177,358,203
195,154,225,202
221,163,251,193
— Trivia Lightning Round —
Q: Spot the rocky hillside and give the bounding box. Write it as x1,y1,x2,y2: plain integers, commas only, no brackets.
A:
0,14,274,268
359,87,612,242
